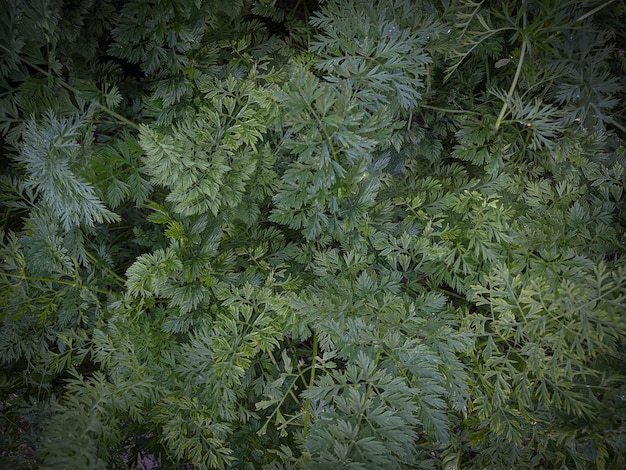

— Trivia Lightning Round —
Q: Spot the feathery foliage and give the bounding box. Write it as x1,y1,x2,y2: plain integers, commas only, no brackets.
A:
1,0,625,468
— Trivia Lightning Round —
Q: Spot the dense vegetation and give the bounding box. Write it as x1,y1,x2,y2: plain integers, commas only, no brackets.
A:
1,0,625,468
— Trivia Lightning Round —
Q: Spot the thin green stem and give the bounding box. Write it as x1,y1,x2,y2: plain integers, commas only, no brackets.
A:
258,375,300,431
84,250,126,287
457,0,487,37
576,0,616,22
606,116,626,134
0,44,140,131
421,104,481,115
294,83,339,162
267,350,303,404
1,271,119,297
302,331,318,440
445,27,515,81
495,28,527,130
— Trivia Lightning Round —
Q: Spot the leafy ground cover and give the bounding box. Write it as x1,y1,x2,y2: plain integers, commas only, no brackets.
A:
1,0,625,468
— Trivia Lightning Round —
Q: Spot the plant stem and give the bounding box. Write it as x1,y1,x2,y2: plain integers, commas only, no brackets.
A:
576,0,616,22
1,271,119,297
495,28,527,130
421,104,480,115
302,331,318,439
84,250,126,287
0,44,140,131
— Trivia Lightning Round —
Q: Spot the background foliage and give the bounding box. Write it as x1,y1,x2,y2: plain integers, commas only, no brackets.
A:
1,0,625,468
